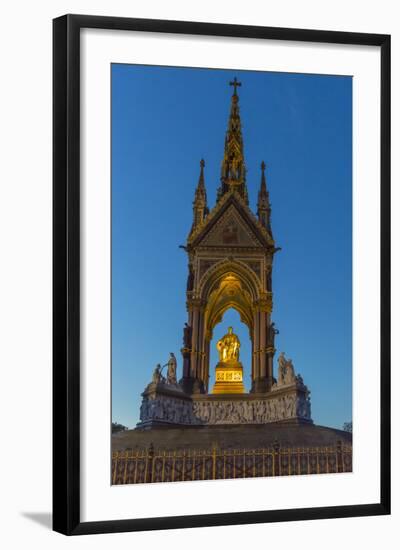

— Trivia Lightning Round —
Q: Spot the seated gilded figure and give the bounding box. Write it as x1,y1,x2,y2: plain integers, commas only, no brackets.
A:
217,326,240,363
212,326,244,394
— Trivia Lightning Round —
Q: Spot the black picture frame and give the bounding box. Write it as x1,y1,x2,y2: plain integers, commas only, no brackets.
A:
53,14,391,535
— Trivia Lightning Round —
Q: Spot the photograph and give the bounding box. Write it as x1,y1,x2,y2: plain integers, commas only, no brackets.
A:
110,64,353,484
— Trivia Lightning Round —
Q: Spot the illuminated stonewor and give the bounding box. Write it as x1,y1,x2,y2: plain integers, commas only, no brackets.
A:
136,78,313,429
212,327,245,394
181,77,278,395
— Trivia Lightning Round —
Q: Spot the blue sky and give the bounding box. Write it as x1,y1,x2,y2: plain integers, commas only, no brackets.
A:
111,64,352,430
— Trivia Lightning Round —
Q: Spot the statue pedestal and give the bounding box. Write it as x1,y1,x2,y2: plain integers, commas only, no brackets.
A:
212,361,245,394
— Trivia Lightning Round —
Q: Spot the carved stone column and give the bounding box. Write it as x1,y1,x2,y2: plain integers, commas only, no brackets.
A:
180,316,193,393
251,308,260,392
202,334,211,393
197,308,207,389
252,293,273,393
259,311,267,378
265,345,275,391
185,298,206,394
265,310,277,390
181,346,191,379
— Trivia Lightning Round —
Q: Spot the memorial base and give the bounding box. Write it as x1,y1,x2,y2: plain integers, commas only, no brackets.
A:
212,361,245,394
136,378,312,429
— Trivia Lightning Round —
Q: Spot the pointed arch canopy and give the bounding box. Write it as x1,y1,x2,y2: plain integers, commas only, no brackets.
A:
199,259,262,341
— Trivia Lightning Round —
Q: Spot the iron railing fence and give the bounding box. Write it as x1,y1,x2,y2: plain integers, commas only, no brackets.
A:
112,441,352,484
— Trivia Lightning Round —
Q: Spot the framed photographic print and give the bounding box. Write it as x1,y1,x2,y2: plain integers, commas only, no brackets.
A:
53,14,390,535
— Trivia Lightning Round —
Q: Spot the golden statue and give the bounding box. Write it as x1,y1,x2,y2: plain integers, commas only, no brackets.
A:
217,326,240,363
212,326,244,394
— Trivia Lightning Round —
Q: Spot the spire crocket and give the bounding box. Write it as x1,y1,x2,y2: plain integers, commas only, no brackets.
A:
217,78,249,204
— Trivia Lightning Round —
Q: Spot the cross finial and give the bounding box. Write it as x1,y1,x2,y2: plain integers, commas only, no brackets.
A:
229,77,242,96
261,161,266,172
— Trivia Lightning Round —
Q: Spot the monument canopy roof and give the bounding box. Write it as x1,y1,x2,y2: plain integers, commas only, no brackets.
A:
188,190,275,251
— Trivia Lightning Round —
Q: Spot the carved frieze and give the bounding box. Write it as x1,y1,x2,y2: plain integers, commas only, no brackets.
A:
138,387,312,427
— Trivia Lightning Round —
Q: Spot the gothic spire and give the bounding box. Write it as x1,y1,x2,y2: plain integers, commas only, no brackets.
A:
192,159,209,229
217,78,248,204
257,161,272,232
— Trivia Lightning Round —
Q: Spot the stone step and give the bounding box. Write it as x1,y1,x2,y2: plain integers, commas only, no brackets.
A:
112,422,352,453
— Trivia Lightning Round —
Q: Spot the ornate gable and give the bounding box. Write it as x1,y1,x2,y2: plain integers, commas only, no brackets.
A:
188,192,273,250
200,205,261,247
